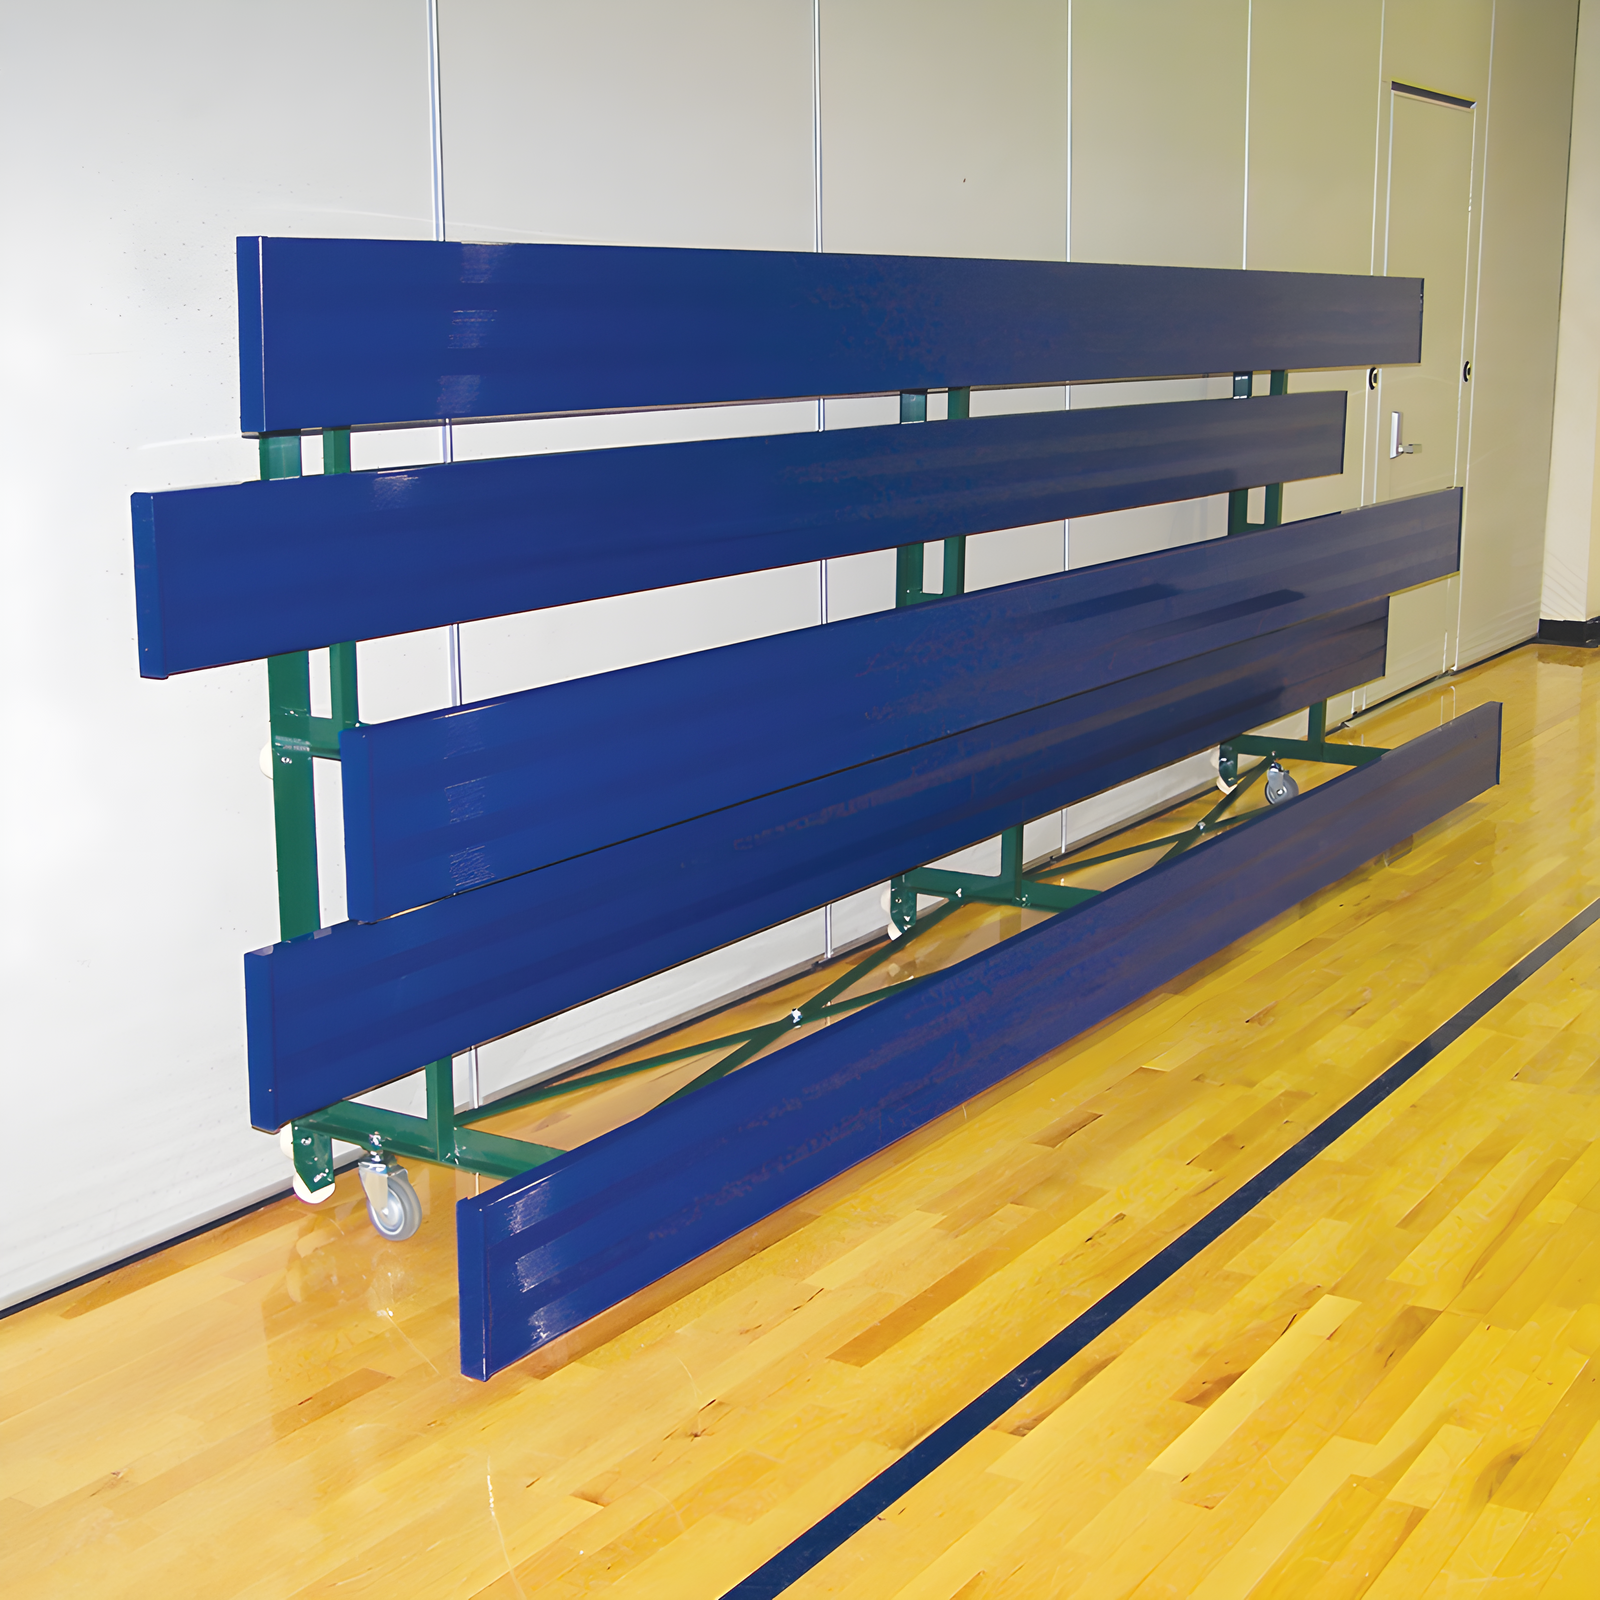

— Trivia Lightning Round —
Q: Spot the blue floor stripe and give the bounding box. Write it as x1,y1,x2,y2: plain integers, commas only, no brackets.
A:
721,894,1600,1598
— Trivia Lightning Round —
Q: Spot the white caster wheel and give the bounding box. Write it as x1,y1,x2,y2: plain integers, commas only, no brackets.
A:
363,1165,422,1241
1264,762,1299,806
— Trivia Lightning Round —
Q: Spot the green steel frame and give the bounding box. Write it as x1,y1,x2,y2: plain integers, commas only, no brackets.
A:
895,386,970,605
1228,369,1288,535
265,369,1385,1197
263,430,563,1197
882,374,1387,933
445,751,1280,1119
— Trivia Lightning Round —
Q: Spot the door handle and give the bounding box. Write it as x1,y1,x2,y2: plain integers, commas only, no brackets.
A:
1389,410,1419,457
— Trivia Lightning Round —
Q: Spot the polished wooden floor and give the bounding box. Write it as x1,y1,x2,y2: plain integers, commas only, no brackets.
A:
8,641,1600,1598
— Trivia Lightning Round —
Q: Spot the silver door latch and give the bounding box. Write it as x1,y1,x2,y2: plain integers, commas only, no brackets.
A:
1390,410,1420,457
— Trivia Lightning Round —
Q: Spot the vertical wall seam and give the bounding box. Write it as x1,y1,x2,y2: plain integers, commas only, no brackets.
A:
427,0,446,244
1456,2,1496,666
1371,1,1387,278
813,0,832,960
430,0,473,1103
427,0,461,706
1539,0,1586,621
1242,0,1252,269
1361,1,1390,517
1062,0,1074,858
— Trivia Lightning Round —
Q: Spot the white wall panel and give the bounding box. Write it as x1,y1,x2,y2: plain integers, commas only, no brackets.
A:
817,2,1072,602
1385,0,1495,104
1542,1,1600,624
1068,5,1244,590
0,0,435,1306
818,0,1068,261
1247,0,1383,278
440,0,815,250
438,2,821,699
1070,0,1247,271
1458,0,1577,658
1248,2,1383,527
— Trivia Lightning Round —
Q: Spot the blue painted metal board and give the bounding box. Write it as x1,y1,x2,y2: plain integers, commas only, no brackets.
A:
246,602,1388,1129
238,236,1422,433
457,702,1502,1377
135,391,1344,679
343,491,1461,920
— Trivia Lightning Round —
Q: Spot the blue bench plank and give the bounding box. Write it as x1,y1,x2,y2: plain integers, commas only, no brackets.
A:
342,493,1460,921
134,391,1344,678
239,236,1422,434
456,703,1501,1377
246,601,1388,1129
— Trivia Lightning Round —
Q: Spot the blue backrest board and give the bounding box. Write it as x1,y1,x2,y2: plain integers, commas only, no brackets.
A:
240,237,1422,433
341,491,1460,921
133,392,1343,677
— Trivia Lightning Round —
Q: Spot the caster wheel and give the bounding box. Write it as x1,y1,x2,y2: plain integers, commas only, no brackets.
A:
1264,762,1299,806
365,1167,422,1241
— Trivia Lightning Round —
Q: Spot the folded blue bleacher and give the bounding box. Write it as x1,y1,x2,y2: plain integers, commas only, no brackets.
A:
133,236,1496,1378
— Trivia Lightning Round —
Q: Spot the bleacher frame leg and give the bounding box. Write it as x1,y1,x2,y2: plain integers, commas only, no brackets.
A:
265,427,571,1209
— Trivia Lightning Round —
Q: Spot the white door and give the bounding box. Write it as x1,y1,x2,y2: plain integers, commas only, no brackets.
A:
1361,87,1476,708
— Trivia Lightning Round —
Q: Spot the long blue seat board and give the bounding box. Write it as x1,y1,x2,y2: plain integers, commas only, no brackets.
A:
457,702,1502,1378
246,601,1387,1130
239,236,1422,433
133,391,1345,678
342,491,1461,921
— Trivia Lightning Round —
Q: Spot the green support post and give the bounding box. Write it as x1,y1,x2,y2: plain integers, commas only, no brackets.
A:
266,424,562,1195
887,876,917,936
999,823,1023,897
259,433,302,480
886,385,1074,926
424,1057,455,1162
1227,372,1253,535
895,543,930,608
940,387,971,596
896,388,970,607
330,643,359,730
895,387,929,608
1262,369,1287,528
260,435,319,944
1227,371,1288,535
260,433,333,1193
322,426,351,474
322,431,360,735
1218,695,1386,790
267,652,319,941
